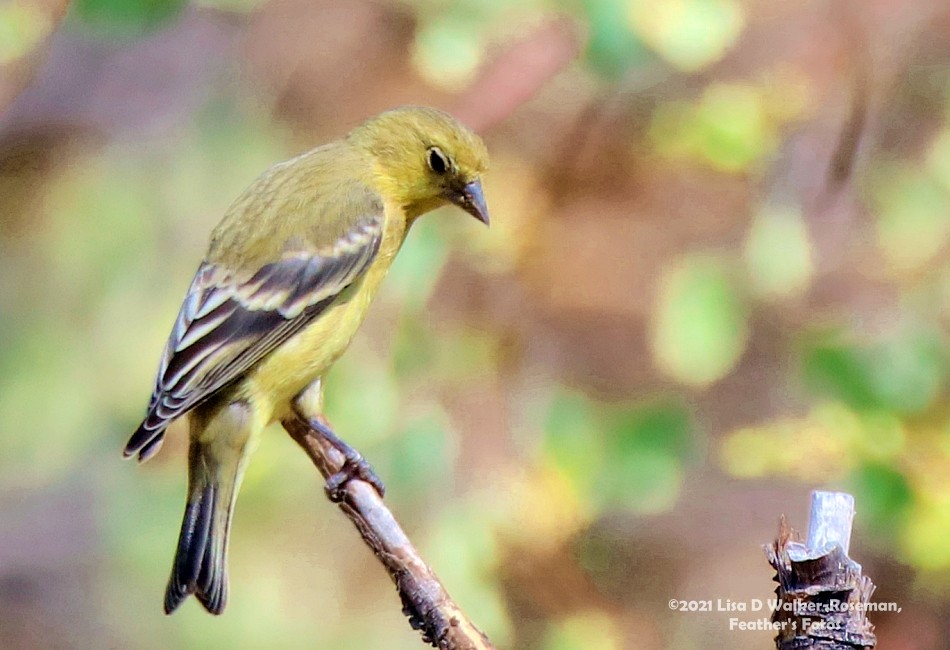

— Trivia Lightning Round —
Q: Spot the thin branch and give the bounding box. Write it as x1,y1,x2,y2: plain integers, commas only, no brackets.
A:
281,413,497,650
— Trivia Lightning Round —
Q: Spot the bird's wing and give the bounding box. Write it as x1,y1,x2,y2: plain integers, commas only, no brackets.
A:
125,206,383,462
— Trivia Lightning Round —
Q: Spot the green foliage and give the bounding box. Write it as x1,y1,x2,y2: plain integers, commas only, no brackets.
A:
543,611,621,650
193,0,266,12
652,254,749,387
580,0,650,79
598,401,695,513
744,202,814,299
45,155,161,292
869,161,950,272
903,491,950,570
608,400,695,461
426,507,512,645
72,0,187,35
802,343,882,411
323,344,400,448
543,392,698,514
409,0,506,88
543,392,603,482
414,13,486,88
651,84,778,172
802,328,946,415
628,0,744,72
847,463,913,536
380,412,455,501
385,216,450,312
0,324,102,484
927,128,950,190
0,3,52,63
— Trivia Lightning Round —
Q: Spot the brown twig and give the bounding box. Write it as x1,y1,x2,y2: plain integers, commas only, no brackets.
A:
280,413,497,650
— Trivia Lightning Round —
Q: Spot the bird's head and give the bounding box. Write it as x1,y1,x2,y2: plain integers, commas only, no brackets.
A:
349,106,490,225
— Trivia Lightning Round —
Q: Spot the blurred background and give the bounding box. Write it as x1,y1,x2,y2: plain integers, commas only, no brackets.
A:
0,0,948,648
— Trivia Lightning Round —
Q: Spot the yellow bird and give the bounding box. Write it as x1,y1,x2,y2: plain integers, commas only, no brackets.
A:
124,106,489,615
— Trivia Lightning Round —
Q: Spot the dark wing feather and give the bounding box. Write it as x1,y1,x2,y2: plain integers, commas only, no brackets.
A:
125,213,382,461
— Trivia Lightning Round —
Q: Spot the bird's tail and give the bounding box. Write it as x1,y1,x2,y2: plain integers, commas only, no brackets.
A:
164,419,251,615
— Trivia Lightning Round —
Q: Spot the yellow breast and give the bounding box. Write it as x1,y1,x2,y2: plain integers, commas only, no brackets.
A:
242,203,407,422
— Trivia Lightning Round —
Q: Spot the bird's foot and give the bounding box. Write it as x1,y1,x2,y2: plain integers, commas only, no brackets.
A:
308,417,385,501
325,454,386,503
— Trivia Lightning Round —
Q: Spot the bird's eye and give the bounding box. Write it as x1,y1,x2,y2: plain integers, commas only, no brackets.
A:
427,146,449,175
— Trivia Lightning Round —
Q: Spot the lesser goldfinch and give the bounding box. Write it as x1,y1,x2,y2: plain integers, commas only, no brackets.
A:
124,107,489,615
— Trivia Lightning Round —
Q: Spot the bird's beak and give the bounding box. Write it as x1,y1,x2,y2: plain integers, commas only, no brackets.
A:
447,180,490,226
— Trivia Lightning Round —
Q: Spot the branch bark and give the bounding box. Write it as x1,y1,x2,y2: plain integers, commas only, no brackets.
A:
765,491,877,650
281,413,497,650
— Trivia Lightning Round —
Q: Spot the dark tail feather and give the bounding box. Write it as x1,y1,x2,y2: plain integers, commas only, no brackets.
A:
160,404,251,616
164,469,231,615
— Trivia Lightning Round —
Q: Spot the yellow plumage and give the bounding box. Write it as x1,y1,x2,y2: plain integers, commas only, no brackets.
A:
124,106,489,615
238,182,410,423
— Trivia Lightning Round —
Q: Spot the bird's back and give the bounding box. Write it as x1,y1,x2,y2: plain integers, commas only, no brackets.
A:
207,140,380,271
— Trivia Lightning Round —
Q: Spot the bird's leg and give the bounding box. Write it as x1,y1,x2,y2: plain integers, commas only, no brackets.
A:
308,414,386,501
290,379,385,501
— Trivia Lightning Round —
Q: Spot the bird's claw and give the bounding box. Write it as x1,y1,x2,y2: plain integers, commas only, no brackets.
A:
305,415,386,501
325,453,385,502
